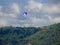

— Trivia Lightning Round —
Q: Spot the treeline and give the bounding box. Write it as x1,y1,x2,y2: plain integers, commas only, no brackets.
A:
0,23,60,45
26,23,60,45
0,27,41,45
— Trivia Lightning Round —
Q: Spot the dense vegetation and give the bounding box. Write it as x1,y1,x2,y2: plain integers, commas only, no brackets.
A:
26,23,60,45
0,23,60,45
0,27,41,45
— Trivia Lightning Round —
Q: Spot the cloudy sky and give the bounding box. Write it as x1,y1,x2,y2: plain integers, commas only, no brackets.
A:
0,0,60,27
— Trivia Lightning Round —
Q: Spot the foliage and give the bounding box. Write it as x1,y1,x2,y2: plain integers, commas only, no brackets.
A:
0,23,60,45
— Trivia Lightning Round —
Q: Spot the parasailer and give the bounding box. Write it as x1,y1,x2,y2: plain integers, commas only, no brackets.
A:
23,12,27,16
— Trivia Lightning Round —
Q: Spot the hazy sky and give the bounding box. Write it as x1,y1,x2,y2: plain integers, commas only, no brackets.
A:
0,0,60,27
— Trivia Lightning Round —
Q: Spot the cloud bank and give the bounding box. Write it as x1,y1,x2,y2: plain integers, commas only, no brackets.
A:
0,0,60,27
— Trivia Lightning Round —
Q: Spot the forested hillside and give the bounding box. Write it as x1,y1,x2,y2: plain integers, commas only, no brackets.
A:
0,27,41,45
0,23,60,45
26,23,60,45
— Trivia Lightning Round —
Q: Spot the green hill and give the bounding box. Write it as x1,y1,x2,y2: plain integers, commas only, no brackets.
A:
0,27,41,45
0,23,60,45
25,23,60,45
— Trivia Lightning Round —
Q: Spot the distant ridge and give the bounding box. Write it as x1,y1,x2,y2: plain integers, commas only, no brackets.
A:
0,23,60,45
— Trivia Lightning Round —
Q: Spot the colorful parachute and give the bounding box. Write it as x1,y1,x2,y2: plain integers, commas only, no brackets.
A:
23,12,27,16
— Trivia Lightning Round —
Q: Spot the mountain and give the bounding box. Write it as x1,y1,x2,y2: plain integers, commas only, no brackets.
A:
0,27,41,45
25,23,60,45
0,23,60,45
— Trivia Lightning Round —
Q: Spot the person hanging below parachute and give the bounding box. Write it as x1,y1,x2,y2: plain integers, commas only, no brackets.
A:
23,12,27,16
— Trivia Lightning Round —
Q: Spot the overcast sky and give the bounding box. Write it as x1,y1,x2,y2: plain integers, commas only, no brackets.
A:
0,0,60,27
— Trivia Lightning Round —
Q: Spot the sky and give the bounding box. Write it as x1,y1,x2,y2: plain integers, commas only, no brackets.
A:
0,0,60,27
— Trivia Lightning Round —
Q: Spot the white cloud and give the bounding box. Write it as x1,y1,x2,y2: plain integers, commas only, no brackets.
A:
0,19,8,26
0,3,21,18
0,12,17,18
43,5,60,14
30,15,60,27
0,4,21,27
45,15,52,20
29,17,48,27
0,6,2,12
44,15,60,24
0,3,22,27
31,17,46,24
0,1,60,27
25,0,60,14
11,3,20,14
53,17,60,23
25,0,43,12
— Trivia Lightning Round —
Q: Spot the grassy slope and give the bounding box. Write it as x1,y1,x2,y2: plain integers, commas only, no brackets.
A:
25,23,60,45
